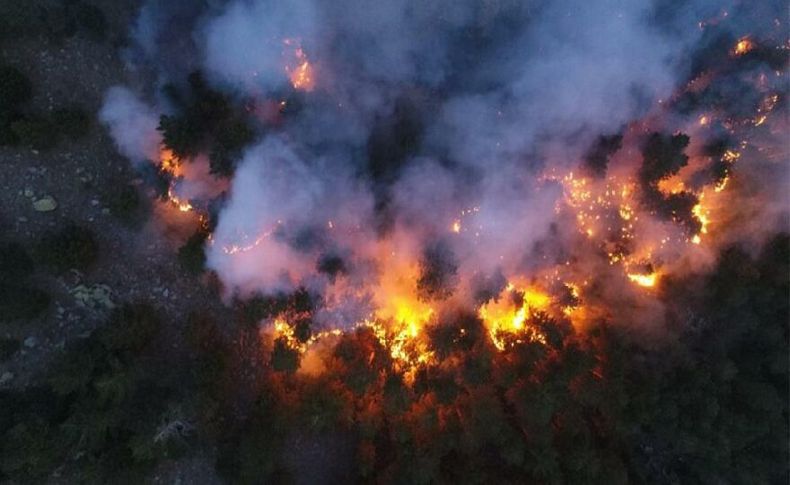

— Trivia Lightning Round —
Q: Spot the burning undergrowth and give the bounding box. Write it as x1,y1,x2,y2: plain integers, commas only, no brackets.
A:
85,0,789,482
102,2,787,372
95,0,788,480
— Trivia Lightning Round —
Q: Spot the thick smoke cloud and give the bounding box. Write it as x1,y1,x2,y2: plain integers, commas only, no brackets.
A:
99,87,161,164
203,0,318,91
207,135,375,294
100,0,786,332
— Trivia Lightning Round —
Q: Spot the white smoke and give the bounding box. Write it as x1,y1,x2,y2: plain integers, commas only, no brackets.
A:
99,87,161,164
96,0,790,332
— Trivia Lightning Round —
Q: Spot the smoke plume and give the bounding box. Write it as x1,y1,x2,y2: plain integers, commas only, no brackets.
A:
100,0,787,341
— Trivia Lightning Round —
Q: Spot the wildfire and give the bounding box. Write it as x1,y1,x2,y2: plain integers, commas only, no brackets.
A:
627,272,657,288
272,318,344,354
273,318,302,351
753,93,779,126
168,186,194,212
657,176,686,195
284,39,315,91
363,253,437,368
732,36,754,56
714,176,729,193
479,283,551,350
219,222,281,255
692,201,710,236
157,147,196,212
136,11,783,388
159,148,179,174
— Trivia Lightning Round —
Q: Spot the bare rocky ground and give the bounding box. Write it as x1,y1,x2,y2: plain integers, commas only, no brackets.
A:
0,1,229,482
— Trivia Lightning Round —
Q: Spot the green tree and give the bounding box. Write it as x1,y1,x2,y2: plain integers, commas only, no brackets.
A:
271,338,299,373
209,117,254,176
105,184,144,226
0,65,32,112
11,116,57,150
584,133,622,178
416,241,458,301
38,224,99,272
52,105,91,139
0,242,34,281
178,229,208,275
0,284,50,321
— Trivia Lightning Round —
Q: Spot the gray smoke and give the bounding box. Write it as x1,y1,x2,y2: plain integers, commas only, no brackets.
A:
98,0,787,330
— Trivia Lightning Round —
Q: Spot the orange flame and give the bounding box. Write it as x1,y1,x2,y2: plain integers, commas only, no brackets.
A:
732,37,754,56
158,147,194,212
479,283,551,350
284,40,315,91
627,272,658,288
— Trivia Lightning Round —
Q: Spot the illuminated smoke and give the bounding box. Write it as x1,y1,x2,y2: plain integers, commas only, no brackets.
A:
99,0,787,367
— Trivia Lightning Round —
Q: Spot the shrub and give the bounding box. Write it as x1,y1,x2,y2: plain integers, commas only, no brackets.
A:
39,4,78,43
0,4,41,40
0,284,50,321
99,303,161,354
52,106,91,140
317,254,346,280
209,118,254,176
416,240,458,301
159,71,253,172
105,184,144,225
27,302,169,481
0,243,35,282
0,337,20,361
158,114,201,159
271,338,299,373
0,65,32,112
38,224,99,272
10,116,57,150
0,418,58,481
0,115,17,145
178,230,207,275
75,4,107,41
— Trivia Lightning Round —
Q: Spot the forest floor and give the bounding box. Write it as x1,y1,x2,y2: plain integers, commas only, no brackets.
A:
0,1,230,482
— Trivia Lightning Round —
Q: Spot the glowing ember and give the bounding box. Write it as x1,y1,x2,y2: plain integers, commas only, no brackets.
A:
732,37,754,56
627,272,658,288
753,93,779,126
284,39,315,91
714,176,729,193
273,318,302,351
157,147,195,212
722,150,740,163
159,148,179,174
479,283,551,350
168,186,194,212
692,201,710,236
271,318,345,358
219,222,281,255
